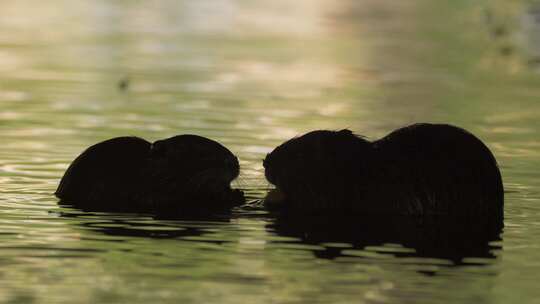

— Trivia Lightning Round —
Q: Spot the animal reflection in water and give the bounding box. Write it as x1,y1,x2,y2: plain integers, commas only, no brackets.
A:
266,214,502,265
61,211,231,243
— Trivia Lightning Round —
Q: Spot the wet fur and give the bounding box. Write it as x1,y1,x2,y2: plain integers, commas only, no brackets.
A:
263,123,504,224
56,135,244,217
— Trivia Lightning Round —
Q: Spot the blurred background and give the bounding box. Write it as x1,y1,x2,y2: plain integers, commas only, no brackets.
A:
0,0,539,303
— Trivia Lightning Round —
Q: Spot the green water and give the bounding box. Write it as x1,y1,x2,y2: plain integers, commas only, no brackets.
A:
1,0,539,303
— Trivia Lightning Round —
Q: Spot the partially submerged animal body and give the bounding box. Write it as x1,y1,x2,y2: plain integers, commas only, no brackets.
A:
55,135,244,217
263,123,504,225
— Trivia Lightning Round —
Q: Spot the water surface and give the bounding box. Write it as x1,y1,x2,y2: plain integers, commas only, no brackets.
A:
1,1,539,303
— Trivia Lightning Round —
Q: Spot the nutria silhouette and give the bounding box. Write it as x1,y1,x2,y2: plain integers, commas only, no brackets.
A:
263,123,503,224
55,135,244,217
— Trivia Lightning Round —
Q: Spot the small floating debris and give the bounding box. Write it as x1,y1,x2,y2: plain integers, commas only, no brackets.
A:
118,77,130,92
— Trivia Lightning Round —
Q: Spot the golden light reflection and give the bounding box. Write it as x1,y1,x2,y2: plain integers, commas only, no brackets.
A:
0,1,538,303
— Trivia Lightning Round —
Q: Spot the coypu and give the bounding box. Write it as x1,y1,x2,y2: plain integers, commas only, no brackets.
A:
263,123,504,224
55,135,244,217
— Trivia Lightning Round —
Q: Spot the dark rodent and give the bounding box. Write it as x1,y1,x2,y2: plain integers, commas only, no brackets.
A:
263,123,504,224
55,135,244,217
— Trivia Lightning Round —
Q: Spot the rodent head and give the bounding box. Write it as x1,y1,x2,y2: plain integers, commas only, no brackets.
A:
263,129,373,210
149,135,240,198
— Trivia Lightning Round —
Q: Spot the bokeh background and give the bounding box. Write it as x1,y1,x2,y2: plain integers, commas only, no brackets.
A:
0,1,539,303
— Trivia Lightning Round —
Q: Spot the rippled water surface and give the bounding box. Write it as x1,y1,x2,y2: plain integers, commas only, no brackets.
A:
1,1,540,303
